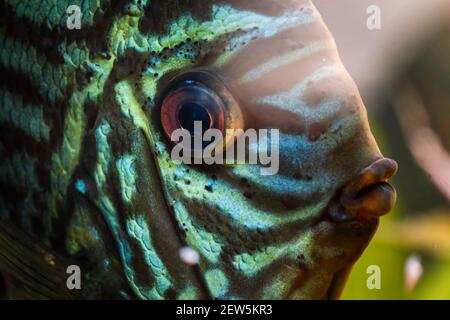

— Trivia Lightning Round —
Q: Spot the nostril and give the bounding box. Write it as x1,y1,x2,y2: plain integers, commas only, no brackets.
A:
334,158,398,220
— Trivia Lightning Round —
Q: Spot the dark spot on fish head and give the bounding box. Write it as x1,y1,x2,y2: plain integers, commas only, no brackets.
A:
243,190,256,199
308,122,329,142
281,195,301,209
240,178,249,186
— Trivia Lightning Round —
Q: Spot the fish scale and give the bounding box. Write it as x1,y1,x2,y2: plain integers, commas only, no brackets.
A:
0,0,394,299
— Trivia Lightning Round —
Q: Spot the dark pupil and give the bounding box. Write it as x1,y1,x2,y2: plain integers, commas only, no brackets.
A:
178,102,211,135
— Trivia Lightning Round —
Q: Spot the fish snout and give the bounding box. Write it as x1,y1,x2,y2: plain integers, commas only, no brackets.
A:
330,158,398,221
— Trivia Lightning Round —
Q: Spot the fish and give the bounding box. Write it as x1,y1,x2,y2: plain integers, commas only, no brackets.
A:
0,0,398,299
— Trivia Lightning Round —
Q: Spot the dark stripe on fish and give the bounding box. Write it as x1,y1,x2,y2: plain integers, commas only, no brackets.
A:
0,0,131,60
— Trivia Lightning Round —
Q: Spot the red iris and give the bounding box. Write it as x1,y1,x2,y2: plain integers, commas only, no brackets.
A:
160,81,225,140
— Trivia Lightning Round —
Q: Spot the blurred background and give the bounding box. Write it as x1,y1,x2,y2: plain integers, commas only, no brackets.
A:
314,0,450,299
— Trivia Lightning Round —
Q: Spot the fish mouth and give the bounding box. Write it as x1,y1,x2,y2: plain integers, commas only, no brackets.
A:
329,157,398,221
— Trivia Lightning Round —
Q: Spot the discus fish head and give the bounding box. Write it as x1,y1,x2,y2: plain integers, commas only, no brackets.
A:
73,0,397,299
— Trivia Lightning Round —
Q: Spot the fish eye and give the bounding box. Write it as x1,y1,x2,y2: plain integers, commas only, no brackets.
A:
160,70,244,148
160,80,225,138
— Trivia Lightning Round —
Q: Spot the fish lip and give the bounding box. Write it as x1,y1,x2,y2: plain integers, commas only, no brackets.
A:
329,157,398,221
